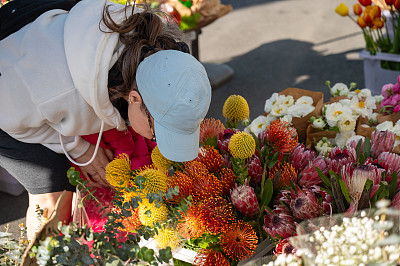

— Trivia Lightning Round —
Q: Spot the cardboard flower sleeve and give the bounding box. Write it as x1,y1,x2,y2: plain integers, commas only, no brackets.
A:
278,88,324,143
305,124,337,149
356,116,375,138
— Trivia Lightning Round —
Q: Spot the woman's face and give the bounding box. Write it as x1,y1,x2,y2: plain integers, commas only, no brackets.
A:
127,90,155,140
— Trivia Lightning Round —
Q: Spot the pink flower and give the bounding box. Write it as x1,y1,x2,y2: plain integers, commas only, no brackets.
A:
394,103,400,113
371,130,396,158
298,155,328,187
290,144,316,173
390,94,400,106
391,190,400,209
378,152,400,174
247,155,263,186
397,74,400,84
263,205,296,239
381,83,394,98
217,128,239,154
393,83,400,94
325,146,357,175
309,185,334,216
380,97,393,108
274,238,296,255
289,185,323,220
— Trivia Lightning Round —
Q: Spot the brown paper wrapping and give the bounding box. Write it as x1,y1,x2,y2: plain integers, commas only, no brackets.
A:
356,116,375,138
325,96,349,105
305,124,337,149
275,88,324,143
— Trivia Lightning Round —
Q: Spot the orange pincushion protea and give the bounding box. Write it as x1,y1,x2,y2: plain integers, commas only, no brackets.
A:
177,204,206,239
215,167,237,196
269,161,298,188
199,196,236,234
193,249,230,266
220,221,258,261
263,120,298,154
199,118,226,147
196,146,223,172
167,170,193,204
183,160,209,177
120,208,141,233
192,173,223,202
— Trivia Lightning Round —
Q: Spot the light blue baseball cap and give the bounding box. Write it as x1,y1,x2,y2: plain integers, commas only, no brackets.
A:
136,50,212,162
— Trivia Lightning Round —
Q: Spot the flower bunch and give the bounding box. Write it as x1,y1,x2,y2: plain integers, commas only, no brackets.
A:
335,0,400,61
380,74,400,113
261,93,315,125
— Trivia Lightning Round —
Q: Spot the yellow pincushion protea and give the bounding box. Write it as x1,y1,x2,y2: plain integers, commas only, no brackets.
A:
106,153,132,188
151,145,173,172
135,165,169,194
222,95,250,121
154,227,184,250
138,198,169,227
228,132,256,159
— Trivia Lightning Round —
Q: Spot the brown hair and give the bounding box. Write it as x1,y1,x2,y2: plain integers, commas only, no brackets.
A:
103,2,187,119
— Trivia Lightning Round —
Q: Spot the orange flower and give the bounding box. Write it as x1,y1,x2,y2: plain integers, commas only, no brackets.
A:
353,4,363,15
120,208,141,233
193,249,230,266
199,196,236,234
215,167,237,196
357,16,367,28
220,221,258,261
192,173,223,202
177,204,206,239
269,161,298,189
167,170,193,204
199,118,225,147
373,17,384,28
183,160,209,177
196,145,223,172
262,120,298,154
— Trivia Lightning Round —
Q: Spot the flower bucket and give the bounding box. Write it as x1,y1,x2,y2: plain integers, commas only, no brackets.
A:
359,49,400,95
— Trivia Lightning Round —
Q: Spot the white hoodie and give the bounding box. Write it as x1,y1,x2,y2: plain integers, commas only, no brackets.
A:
0,0,131,158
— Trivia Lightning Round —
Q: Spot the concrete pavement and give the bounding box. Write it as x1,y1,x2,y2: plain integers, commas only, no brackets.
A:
0,0,366,240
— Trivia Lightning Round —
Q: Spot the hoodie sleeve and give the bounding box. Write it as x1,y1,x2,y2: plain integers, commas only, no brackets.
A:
7,124,90,159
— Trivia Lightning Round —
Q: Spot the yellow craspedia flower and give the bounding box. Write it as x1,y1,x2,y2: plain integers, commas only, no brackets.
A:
335,3,349,16
151,145,173,172
135,165,169,194
138,198,169,227
106,153,132,188
222,95,250,121
228,132,256,159
154,227,183,250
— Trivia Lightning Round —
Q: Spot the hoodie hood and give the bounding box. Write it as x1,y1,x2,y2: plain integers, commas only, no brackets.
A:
64,0,129,130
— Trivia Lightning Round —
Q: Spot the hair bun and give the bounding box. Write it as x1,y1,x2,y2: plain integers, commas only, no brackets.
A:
177,41,190,54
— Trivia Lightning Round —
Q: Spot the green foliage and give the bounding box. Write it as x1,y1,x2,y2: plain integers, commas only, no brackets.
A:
179,14,201,32
0,224,28,266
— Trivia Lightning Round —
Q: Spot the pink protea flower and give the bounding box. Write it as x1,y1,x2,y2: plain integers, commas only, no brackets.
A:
247,155,263,187
364,158,385,198
274,238,296,255
391,190,400,209
222,154,232,169
274,189,292,206
325,146,357,175
309,185,334,216
378,152,400,174
217,128,240,155
289,185,323,220
298,155,328,187
371,130,396,159
347,138,364,151
263,205,296,239
230,179,260,217
290,144,316,173
342,164,374,216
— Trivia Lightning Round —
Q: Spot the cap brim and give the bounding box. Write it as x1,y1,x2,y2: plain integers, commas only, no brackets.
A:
154,120,200,162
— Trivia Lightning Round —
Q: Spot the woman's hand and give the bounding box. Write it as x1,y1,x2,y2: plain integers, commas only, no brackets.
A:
74,144,114,187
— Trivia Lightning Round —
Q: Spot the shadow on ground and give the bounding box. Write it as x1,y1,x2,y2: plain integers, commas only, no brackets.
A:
206,39,364,121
